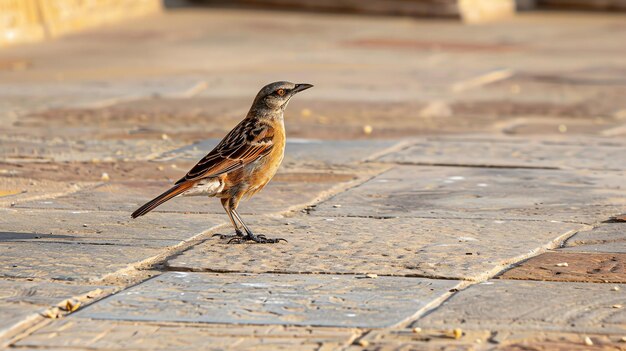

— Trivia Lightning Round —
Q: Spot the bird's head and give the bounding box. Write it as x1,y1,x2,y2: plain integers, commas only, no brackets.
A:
252,81,313,112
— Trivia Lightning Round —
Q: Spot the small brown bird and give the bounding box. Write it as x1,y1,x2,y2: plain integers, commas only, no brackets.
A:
131,81,313,243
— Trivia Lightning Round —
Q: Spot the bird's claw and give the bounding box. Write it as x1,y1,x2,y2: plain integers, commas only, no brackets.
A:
256,236,288,244
226,233,287,244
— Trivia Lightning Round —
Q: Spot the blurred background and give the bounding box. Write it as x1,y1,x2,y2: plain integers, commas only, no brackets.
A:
0,0,624,148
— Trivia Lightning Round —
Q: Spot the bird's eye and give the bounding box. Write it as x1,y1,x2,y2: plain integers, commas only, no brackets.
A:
276,89,286,96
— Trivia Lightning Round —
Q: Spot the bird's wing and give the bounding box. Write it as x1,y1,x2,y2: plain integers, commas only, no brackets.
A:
175,119,275,184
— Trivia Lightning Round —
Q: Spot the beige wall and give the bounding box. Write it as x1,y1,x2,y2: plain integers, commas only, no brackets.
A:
0,0,161,47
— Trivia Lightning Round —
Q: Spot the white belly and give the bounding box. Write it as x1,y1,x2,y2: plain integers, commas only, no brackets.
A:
182,178,223,197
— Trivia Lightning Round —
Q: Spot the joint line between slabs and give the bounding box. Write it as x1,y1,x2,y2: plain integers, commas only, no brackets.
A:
396,224,591,327
382,161,561,170
362,139,415,163
309,213,596,226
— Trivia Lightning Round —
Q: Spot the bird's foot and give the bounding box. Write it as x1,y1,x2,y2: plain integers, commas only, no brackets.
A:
212,229,245,240
227,232,287,244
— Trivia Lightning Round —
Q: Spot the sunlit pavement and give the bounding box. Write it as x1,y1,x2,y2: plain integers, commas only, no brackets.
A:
1,7,625,350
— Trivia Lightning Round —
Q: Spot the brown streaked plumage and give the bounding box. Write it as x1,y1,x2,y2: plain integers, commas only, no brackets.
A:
131,81,313,243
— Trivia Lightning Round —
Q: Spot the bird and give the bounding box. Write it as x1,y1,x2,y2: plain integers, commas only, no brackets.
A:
131,81,313,244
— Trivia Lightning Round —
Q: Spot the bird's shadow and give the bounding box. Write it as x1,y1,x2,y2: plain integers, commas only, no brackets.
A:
0,232,73,242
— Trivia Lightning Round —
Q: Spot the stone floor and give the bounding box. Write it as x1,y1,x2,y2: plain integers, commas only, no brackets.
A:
1,6,625,351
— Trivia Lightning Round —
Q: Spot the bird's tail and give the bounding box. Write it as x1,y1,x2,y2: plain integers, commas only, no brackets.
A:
131,182,194,218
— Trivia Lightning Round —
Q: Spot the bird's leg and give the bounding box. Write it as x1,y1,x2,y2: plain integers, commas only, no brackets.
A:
228,209,287,244
213,198,245,240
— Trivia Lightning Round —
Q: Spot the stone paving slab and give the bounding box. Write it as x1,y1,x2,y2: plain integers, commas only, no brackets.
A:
348,328,492,351
1,242,162,282
0,77,204,111
76,272,460,328
377,137,626,171
0,160,191,183
415,280,626,334
284,139,399,167
0,280,109,340
311,166,626,224
0,208,223,246
0,176,85,207
562,243,626,254
494,339,626,351
498,252,626,283
0,208,223,281
562,223,626,253
15,319,358,351
167,216,583,280
14,177,351,215
350,329,626,351
0,137,184,163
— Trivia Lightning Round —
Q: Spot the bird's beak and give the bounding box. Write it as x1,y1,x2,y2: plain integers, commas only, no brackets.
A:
292,83,314,94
